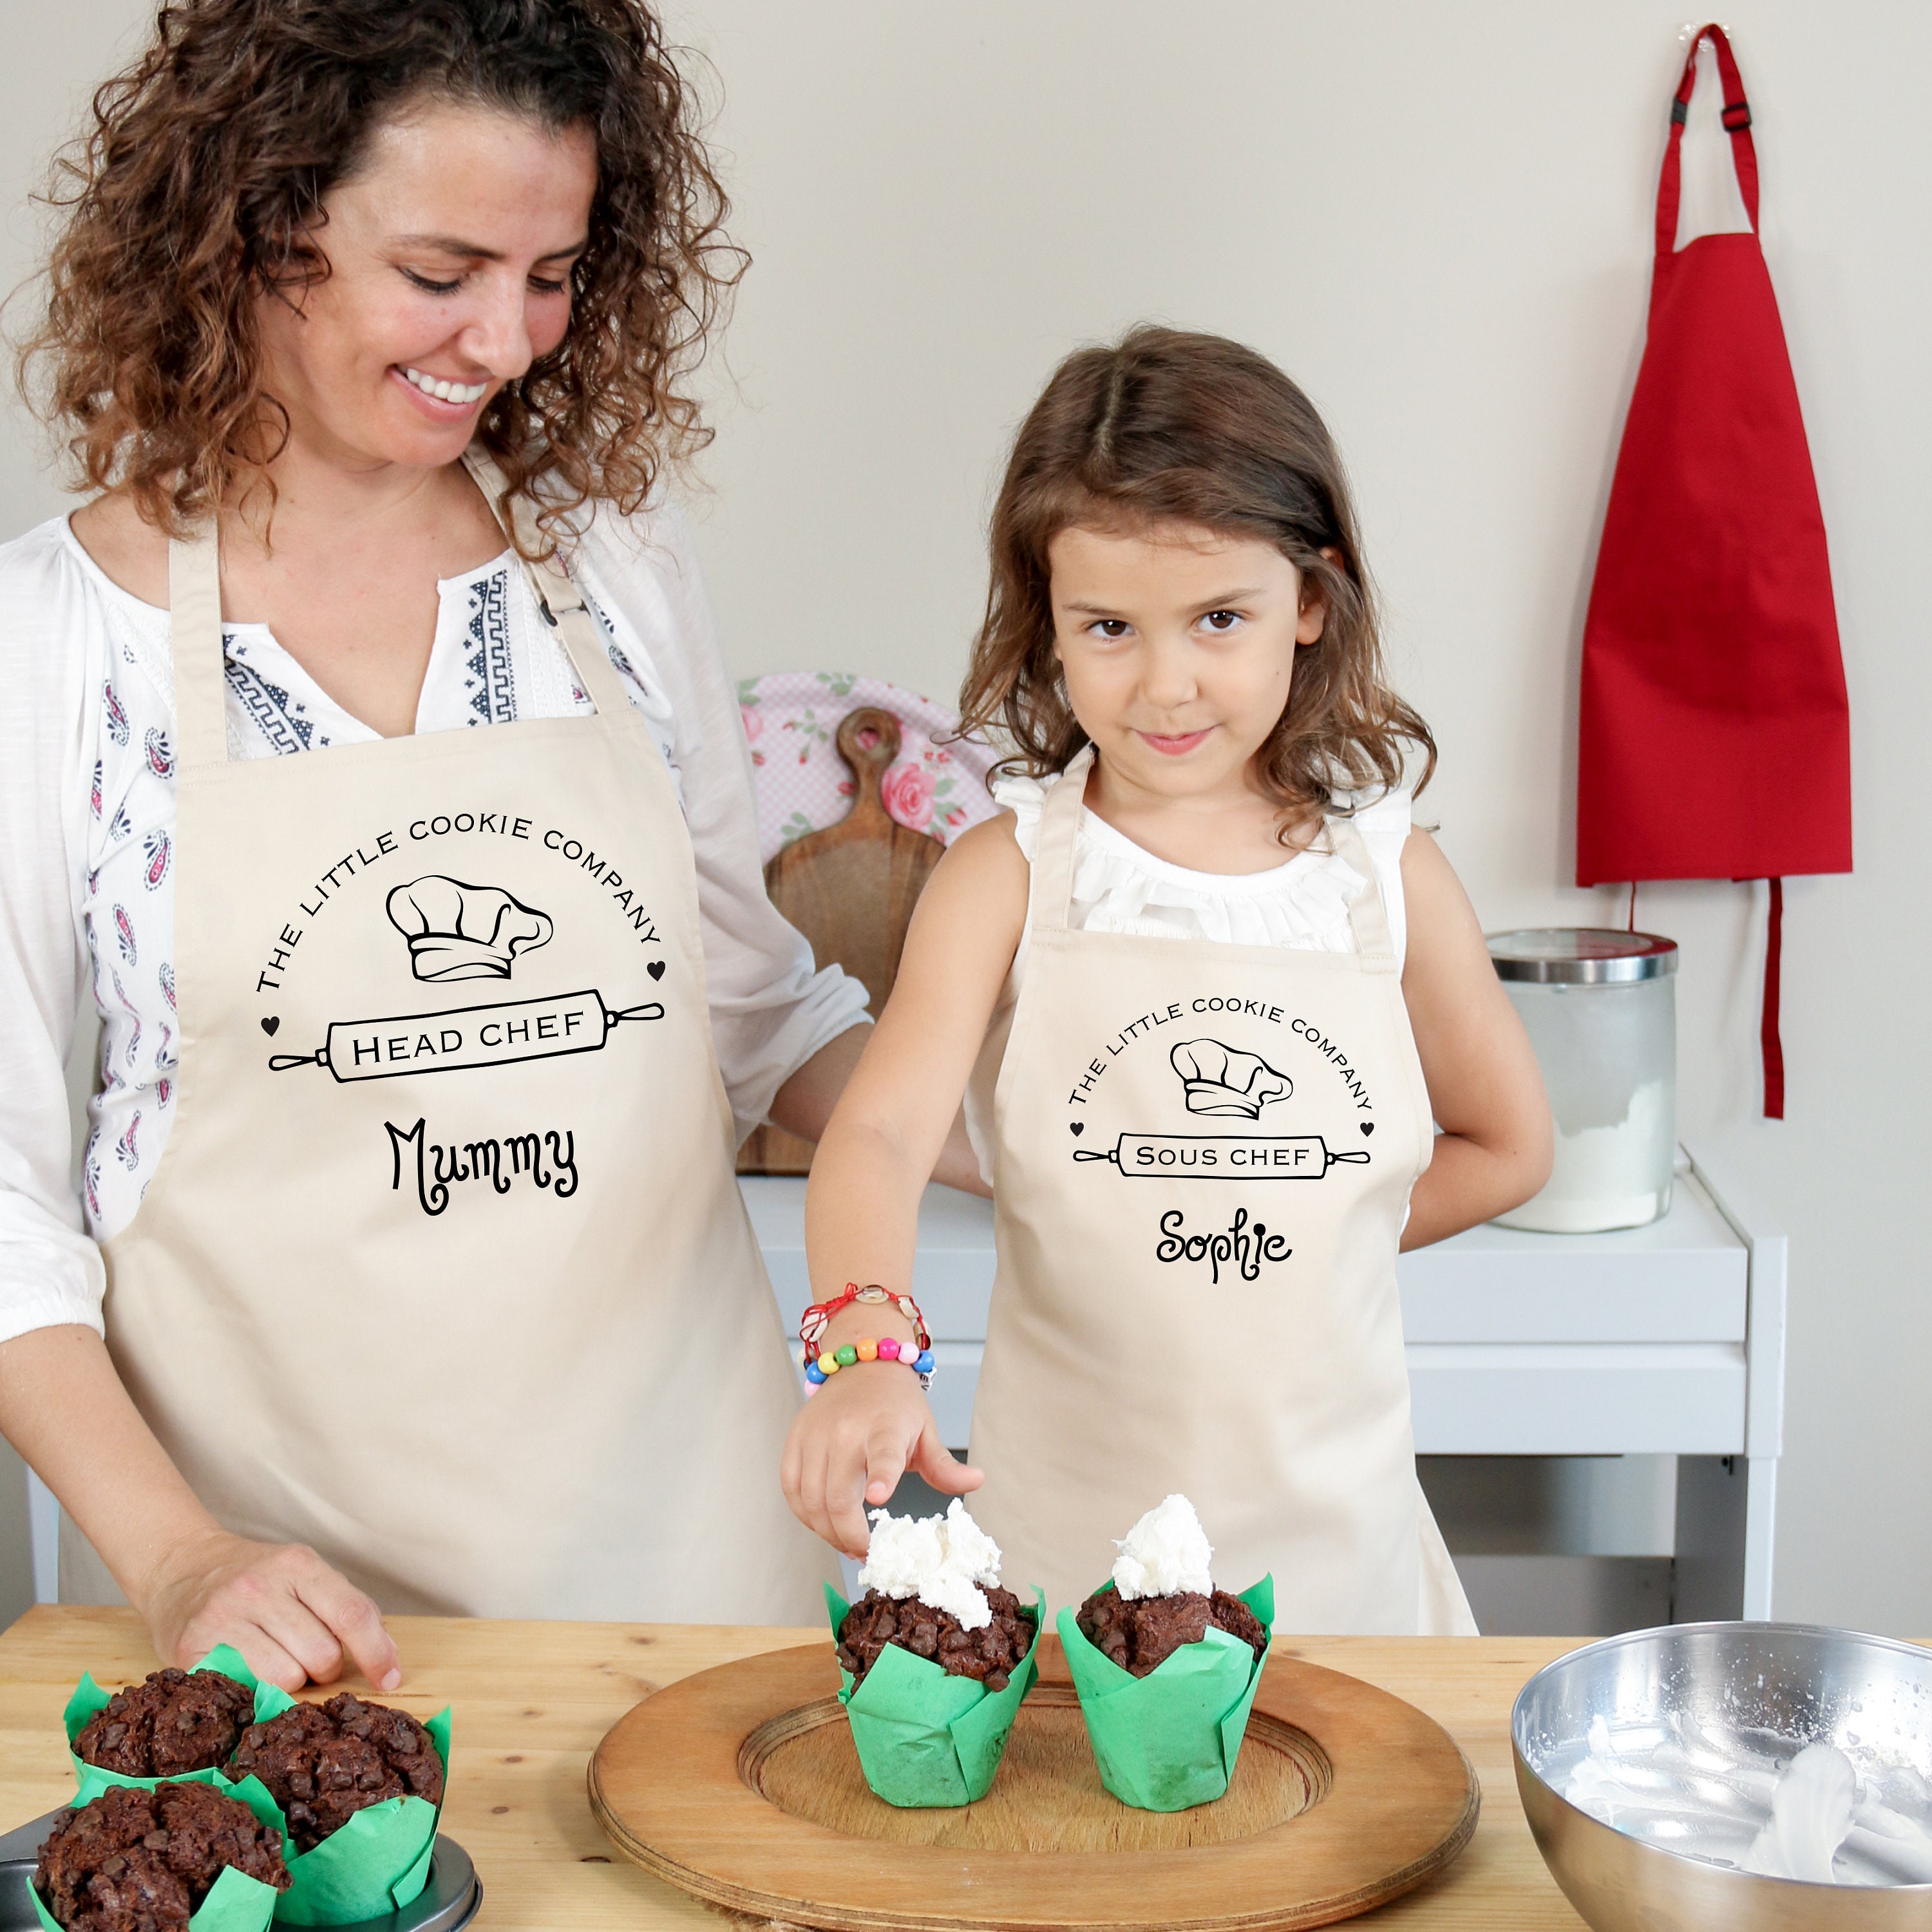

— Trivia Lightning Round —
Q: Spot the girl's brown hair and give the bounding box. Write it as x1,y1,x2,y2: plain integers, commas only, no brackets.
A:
14,0,741,546
960,326,1434,831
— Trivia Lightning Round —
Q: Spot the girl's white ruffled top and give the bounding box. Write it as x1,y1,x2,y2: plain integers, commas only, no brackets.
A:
994,768,1412,965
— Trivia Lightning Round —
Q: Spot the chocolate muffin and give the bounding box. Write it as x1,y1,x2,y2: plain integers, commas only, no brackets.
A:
223,1693,443,1852
837,1587,1037,1692
34,1780,289,1932
1075,1586,1269,1677
73,1669,255,1779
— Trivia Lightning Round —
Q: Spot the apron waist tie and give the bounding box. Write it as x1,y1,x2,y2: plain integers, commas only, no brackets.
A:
1760,877,1785,1121
1635,878,1785,1119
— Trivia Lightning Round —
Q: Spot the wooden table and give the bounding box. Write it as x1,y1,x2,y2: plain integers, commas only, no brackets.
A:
0,1607,1588,1927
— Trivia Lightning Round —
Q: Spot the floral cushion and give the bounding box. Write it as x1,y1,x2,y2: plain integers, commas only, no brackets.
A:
736,672,1003,866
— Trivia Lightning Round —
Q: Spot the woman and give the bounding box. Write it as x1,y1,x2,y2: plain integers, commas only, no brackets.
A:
0,0,967,1690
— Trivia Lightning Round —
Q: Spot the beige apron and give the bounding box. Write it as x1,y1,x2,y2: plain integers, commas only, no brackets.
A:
62,453,832,1620
967,750,1475,1634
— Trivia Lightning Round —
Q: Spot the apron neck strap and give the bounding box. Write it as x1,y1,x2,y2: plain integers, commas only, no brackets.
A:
165,451,633,768
1656,23,1759,256
167,529,230,770
1028,744,1094,934
1325,810,1399,972
462,447,631,719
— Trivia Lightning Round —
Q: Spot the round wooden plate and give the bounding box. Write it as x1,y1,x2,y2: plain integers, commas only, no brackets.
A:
588,1636,1479,1931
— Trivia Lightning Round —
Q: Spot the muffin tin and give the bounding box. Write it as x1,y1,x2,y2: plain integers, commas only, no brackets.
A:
0,1808,480,1932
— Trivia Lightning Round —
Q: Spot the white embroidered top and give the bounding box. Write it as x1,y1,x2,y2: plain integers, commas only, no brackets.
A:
0,504,869,1345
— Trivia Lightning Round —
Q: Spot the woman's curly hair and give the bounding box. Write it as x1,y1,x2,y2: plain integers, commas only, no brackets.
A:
14,0,742,545
960,326,1435,835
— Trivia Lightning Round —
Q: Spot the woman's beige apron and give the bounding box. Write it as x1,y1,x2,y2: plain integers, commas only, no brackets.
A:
967,751,1475,1634
61,453,833,1620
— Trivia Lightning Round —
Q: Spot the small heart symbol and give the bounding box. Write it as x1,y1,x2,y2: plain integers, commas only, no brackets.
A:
260,1016,280,1037
1069,1121,1084,1136
1359,1121,1374,1137
647,959,667,981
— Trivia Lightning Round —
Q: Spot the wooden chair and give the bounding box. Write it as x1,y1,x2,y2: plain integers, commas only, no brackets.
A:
738,705,945,1173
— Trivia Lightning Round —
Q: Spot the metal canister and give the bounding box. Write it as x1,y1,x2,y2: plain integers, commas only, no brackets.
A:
1486,929,1679,1233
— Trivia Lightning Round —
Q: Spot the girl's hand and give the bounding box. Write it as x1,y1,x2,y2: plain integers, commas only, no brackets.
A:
138,1526,402,1694
781,1364,983,1558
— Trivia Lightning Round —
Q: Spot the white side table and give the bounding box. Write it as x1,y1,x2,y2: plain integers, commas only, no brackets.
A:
741,1144,1785,1622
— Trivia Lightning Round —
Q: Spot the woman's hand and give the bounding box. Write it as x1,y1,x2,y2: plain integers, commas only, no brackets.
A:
0,1327,400,1694
781,1364,982,1557
138,1526,401,1695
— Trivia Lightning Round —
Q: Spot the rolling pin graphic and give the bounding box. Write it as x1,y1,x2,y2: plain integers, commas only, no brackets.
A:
1074,1132,1370,1179
269,987,663,1081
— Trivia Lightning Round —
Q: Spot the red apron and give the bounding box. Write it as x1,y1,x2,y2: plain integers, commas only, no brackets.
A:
1575,25,1852,1117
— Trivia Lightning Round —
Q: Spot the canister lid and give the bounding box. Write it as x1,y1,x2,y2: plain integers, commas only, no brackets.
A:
1486,927,1678,983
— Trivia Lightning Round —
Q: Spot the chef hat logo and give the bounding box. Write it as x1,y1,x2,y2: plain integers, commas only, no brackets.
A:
1170,1037,1292,1118
385,875,553,983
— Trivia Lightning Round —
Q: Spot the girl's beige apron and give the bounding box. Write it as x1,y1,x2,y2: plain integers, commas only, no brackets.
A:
61,455,832,1620
967,751,1474,1634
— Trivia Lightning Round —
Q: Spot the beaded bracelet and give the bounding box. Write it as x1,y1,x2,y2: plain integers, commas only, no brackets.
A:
801,1333,936,1395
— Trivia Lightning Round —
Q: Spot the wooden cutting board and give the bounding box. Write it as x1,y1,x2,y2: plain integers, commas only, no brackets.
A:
739,705,945,1174
587,1634,1481,1931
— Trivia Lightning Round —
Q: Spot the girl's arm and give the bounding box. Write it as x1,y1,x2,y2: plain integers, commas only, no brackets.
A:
768,1023,991,1197
783,816,1029,1555
1397,830,1553,1247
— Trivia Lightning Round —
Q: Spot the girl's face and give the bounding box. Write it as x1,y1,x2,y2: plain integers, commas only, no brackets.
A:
254,97,599,473
1048,521,1327,804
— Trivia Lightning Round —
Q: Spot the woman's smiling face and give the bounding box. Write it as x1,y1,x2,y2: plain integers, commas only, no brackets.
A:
255,97,598,471
1048,520,1328,805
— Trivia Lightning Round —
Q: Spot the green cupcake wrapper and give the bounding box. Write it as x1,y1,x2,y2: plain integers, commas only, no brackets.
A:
32,1772,288,1932
60,1654,450,1925
1056,1573,1274,1812
240,1687,451,1924
827,1582,1044,1808
64,1645,263,1794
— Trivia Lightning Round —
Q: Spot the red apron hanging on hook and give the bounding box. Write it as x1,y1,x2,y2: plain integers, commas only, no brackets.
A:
1576,24,1851,1118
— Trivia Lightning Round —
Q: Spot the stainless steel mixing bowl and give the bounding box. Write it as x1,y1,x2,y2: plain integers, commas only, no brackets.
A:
1513,1622,1932,1931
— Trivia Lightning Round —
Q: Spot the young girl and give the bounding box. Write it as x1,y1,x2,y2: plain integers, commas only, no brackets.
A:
782,327,1551,1633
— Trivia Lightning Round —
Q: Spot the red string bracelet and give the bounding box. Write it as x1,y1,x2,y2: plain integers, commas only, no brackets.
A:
799,1282,929,1358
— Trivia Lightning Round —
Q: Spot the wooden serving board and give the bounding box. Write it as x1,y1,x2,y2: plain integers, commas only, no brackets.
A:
739,705,945,1174
587,1635,1480,1931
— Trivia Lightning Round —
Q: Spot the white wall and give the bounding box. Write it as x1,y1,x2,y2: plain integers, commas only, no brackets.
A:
4,2,1926,1633
654,0,1929,1636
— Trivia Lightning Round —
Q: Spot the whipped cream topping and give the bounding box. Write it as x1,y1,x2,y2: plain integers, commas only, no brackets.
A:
858,1498,1003,1630
1111,1493,1214,1600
